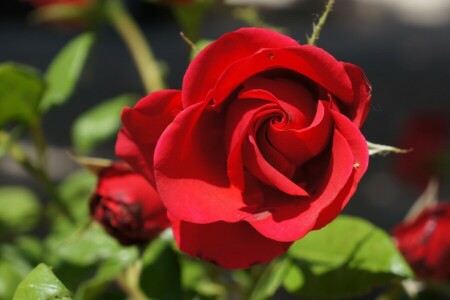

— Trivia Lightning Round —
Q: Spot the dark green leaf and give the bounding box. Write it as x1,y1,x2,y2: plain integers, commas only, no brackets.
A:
249,258,292,300
141,238,182,300
180,257,225,298
12,263,72,300
75,248,138,300
71,94,138,153
285,215,413,299
0,62,45,126
39,33,94,112
0,187,41,236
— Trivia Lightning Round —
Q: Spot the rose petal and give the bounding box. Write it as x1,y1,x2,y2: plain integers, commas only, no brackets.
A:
116,90,182,184
243,132,309,196
225,98,305,195
182,27,300,108
170,216,292,269
330,63,371,127
312,110,369,229
245,126,355,242
213,46,353,106
226,99,278,190
267,100,333,166
154,102,254,224
239,77,316,128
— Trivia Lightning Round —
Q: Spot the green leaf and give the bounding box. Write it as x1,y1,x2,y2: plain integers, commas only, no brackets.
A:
39,33,94,112
45,222,125,267
285,215,414,299
0,244,34,300
75,248,138,300
0,187,41,236
14,236,43,263
0,62,45,126
249,258,292,300
58,169,96,222
180,257,226,298
141,238,182,300
1,244,34,276
71,94,138,153
0,260,26,300
12,263,72,300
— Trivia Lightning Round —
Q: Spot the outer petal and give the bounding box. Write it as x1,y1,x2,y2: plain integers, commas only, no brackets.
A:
182,27,299,107
170,216,291,269
154,102,253,224
116,90,182,184
213,46,354,106
330,63,371,127
245,126,355,242
312,110,369,230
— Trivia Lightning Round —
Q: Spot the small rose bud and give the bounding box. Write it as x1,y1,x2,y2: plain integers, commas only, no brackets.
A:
89,162,170,245
393,203,450,281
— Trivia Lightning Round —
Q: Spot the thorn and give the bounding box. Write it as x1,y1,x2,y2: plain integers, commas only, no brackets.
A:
180,32,198,52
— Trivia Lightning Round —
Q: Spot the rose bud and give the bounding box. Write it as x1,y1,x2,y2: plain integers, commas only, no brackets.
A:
89,162,170,245
393,203,450,281
395,113,450,189
116,27,371,269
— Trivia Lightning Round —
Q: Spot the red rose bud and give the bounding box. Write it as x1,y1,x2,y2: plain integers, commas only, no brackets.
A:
116,27,371,269
395,113,450,189
393,203,450,281
90,162,170,245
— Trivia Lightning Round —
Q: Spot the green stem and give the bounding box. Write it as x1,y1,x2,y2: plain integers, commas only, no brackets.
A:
30,119,48,171
116,260,148,300
307,0,335,46
108,0,165,93
0,130,74,223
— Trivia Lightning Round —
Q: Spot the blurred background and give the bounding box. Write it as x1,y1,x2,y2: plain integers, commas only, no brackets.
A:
1,0,449,231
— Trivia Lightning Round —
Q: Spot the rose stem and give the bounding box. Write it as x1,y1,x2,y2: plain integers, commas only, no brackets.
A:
0,130,75,223
115,260,148,300
307,0,335,46
107,0,165,94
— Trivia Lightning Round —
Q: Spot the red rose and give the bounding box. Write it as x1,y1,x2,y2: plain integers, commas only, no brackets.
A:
395,113,450,189
393,203,450,281
116,28,370,269
90,162,170,245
